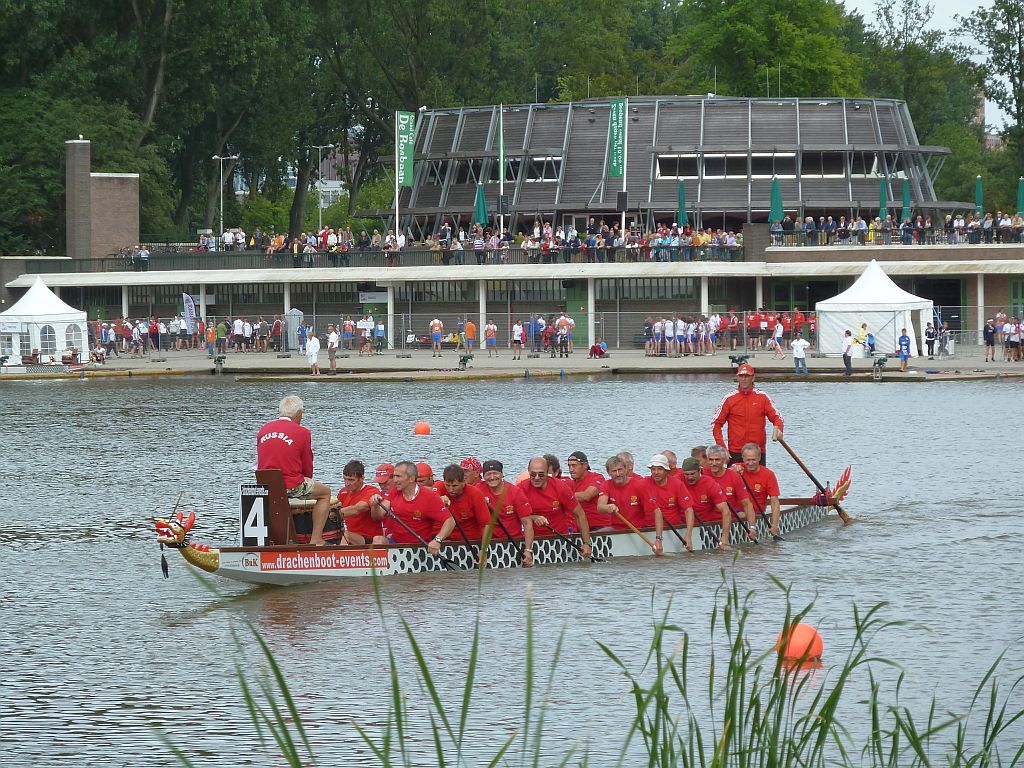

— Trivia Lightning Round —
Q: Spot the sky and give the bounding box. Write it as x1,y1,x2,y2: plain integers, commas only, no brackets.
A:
841,0,1005,127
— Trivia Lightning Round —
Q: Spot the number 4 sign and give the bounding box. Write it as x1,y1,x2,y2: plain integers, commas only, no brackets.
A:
240,484,270,546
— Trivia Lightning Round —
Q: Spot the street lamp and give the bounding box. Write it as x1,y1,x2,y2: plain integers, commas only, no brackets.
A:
212,154,239,238
311,143,335,233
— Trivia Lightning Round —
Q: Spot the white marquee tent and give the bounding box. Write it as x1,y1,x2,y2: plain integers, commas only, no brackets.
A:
0,276,88,362
815,260,933,356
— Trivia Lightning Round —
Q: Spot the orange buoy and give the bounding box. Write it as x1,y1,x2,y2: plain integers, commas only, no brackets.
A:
515,471,530,485
413,421,431,436
776,622,823,661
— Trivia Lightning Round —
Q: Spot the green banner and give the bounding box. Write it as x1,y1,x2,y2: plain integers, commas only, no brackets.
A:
609,98,626,178
396,110,415,187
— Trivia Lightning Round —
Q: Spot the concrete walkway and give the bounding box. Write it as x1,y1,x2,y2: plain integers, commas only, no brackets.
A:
4,343,1021,382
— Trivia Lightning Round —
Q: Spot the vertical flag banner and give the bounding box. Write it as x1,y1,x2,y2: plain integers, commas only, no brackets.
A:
609,98,626,178
396,110,415,187
498,105,505,185
182,293,197,334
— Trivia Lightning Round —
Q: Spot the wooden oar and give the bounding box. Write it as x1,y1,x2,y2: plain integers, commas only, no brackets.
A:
540,524,603,563
776,436,852,524
483,498,528,563
738,473,784,542
610,509,658,552
660,512,691,552
373,500,460,570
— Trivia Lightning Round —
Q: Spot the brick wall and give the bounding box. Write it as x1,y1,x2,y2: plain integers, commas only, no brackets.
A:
90,174,140,258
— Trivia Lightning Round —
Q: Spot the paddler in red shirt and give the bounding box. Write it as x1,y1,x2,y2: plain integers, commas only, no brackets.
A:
680,456,734,549
733,443,782,537
566,451,610,530
372,461,455,555
440,463,490,541
478,459,537,566
711,363,784,465
597,455,658,533
335,459,386,545
517,457,593,558
256,394,333,546
705,445,758,541
646,453,694,554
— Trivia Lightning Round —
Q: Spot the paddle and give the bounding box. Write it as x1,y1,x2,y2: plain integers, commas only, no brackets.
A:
483,497,528,563
160,491,184,578
540,523,604,563
609,508,659,552
776,436,852,524
373,499,461,570
737,472,784,542
660,511,691,552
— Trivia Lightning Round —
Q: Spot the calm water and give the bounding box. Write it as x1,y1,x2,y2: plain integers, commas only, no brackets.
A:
1,375,1022,766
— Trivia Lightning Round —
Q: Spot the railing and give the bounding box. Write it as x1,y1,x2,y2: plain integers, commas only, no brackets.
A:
23,245,745,274
769,228,1024,247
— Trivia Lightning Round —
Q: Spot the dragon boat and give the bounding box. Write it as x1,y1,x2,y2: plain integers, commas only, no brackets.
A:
155,467,851,587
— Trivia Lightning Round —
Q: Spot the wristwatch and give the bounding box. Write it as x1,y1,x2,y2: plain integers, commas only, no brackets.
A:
433,536,443,543
655,535,663,541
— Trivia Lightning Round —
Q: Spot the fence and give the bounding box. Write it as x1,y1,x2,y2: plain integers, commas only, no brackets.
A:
771,227,1024,247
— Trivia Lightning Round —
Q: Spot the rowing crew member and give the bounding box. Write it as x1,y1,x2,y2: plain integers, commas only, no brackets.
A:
478,459,538,566
334,460,387,545
567,451,609,530
371,461,455,555
711,363,784,465
256,395,332,546
679,456,733,549
518,457,593,559
647,453,695,554
705,445,758,542
733,443,782,537
598,455,656,530
440,463,489,541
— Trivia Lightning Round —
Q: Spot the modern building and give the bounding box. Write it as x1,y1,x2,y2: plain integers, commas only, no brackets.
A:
368,96,969,237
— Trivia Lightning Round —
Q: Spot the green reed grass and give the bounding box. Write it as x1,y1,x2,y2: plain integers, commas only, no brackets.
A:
167,570,1024,767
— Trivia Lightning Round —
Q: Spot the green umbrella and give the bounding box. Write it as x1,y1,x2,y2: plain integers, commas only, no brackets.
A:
770,176,784,224
878,176,887,220
975,175,983,217
473,183,488,226
677,181,688,227
1017,176,1024,214
901,178,911,223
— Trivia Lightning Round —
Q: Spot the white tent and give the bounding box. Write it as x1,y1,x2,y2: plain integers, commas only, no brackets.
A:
815,260,933,356
0,276,88,362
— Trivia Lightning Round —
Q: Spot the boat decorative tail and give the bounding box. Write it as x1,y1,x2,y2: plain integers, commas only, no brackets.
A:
812,466,852,507
155,510,221,575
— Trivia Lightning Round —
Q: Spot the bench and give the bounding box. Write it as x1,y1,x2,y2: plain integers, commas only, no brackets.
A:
255,469,341,544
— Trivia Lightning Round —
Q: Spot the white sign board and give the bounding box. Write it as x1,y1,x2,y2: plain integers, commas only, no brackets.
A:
359,291,388,304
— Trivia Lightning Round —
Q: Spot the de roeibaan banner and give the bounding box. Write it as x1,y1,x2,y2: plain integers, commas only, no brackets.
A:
182,293,197,334
609,98,626,178
396,110,415,187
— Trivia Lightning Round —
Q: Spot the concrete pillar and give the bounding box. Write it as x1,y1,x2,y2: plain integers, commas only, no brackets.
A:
587,278,596,347
478,279,487,345
283,283,291,315
65,140,92,259
977,273,985,344
700,275,709,315
387,284,395,350
199,283,207,321
755,276,764,308
121,285,129,318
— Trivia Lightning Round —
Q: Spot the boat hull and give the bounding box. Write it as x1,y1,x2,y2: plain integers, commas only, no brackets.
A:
200,503,830,586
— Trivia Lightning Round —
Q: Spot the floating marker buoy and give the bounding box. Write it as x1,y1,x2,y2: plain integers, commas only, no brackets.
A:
776,622,823,661
516,471,530,484
413,421,431,436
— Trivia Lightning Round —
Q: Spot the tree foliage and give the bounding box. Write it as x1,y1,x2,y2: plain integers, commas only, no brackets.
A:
0,0,1010,253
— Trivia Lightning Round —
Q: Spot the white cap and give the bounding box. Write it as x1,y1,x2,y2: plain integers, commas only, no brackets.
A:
648,453,671,470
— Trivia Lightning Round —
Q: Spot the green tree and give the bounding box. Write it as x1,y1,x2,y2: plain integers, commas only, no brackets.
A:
966,0,1024,166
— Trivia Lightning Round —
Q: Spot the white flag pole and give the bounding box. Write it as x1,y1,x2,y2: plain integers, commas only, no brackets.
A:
621,97,628,240
499,104,505,237
394,111,400,243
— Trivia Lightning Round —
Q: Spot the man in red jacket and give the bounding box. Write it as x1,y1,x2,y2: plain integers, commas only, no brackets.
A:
711,363,784,465
256,395,333,545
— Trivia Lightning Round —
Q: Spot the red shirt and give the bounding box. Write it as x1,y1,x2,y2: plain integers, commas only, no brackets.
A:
517,477,579,534
446,483,489,541
712,387,784,455
337,482,384,539
571,470,608,528
646,475,692,527
746,312,760,331
730,464,780,512
602,475,657,529
706,467,750,513
256,417,313,490
385,486,451,544
478,481,532,538
793,311,805,331
683,473,728,523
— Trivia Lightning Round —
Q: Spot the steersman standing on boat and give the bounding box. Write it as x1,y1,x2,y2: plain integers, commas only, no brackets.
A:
256,395,333,546
711,363,784,465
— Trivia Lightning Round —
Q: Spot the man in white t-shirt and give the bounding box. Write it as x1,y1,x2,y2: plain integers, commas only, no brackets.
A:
327,324,339,373
790,336,811,375
511,320,524,360
841,330,854,376
222,229,235,251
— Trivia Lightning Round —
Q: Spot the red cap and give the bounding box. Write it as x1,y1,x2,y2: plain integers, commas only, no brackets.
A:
737,363,755,376
416,462,433,478
375,463,394,479
460,456,483,471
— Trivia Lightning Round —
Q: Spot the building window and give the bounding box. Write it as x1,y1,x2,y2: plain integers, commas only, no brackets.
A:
850,152,880,177
488,158,520,183
20,334,31,356
750,153,796,178
0,334,13,356
65,324,83,350
454,159,483,185
657,155,700,179
426,161,449,185
801,152,846,178
40,325,56,355
526,157,561,182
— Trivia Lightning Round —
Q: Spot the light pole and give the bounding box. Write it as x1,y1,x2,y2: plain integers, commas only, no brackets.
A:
212,154,238,239
311,143,335,233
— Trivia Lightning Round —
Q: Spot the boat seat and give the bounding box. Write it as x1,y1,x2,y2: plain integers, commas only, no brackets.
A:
254,468,341,545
